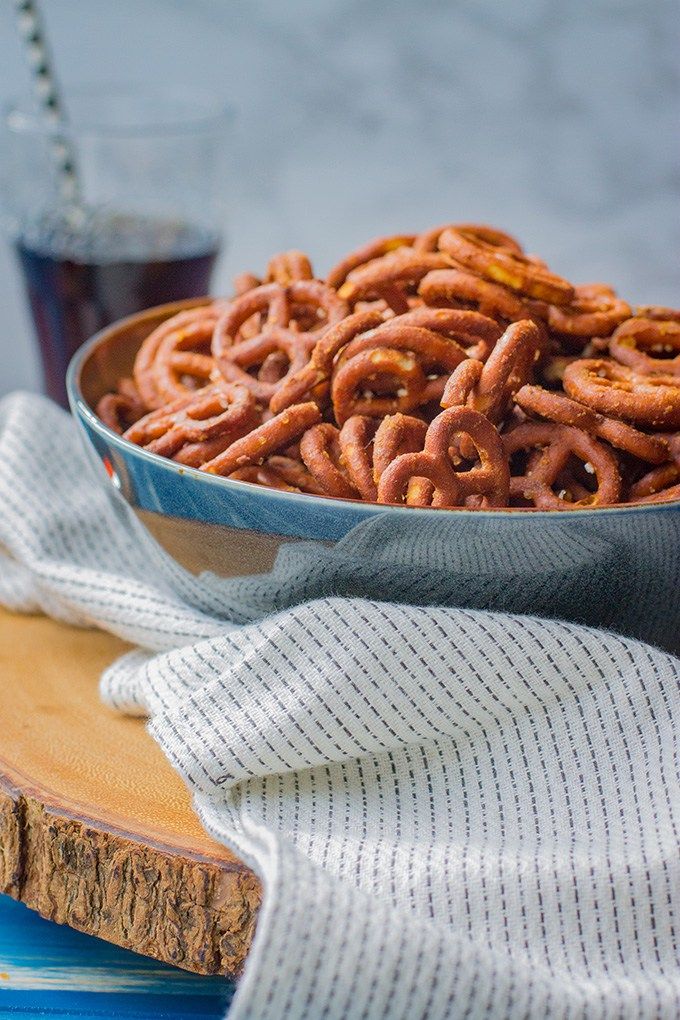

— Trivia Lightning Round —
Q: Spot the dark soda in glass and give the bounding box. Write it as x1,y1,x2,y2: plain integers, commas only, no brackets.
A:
14,211,220,407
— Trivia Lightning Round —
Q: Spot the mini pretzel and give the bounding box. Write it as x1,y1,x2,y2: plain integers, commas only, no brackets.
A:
628,433,680,499
331,347,428,425
299,423,359,499
201,402,322,476
439,227,574,305
338,322,470,404
378,406,510,508
124,384,256,460
419,267,545,327
266,250,314,284
372,413,427,481
337,251,450,305
213,281,348,402
514,384,669,463
134,305,221,409
547,283,630,339
504,422,621,508
442,319,542,423
563,359,680,429
268,309,385,414
326,234,415,289
338,416,380,501
609,316,680,376
228,453,325,494
96,378,146,434
375,306,502,361
414,222,524,256
632,482,680,504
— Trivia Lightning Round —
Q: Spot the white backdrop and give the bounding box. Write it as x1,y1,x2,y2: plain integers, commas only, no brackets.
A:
0,0,678,396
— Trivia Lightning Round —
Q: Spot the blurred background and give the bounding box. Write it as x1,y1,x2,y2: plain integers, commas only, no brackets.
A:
0,0,677,397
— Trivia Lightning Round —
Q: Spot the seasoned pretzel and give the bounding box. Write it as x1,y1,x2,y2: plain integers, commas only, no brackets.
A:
372,414,428,481
439,227,574,305
514,384,669,463
504,422,621,508
124,384,256,459
173,423,256,468
268,309,385,414
378,406,509,508
419,267,545,327
442,320,542,422
632,482,680,504
414,222,524,256
134,305,221,409
266,250,314,284
563,359,680,430
96,378,146,434
628,433,680,499
201,402,322,476
609,316,680,376
548,283,630,340
337,250,450,305
213,280,348,402
326,234,415,289
338,416,380,501
376,306,502,361
338,322,470,404
299,423,359,499
332,347,428,425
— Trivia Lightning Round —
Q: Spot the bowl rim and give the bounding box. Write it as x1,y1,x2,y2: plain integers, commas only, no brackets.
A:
66,299,680,521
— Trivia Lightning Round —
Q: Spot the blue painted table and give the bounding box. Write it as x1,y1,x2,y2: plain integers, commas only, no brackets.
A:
0,896,234,1018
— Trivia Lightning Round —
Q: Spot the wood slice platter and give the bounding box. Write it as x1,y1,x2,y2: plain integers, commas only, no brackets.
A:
0,607,260,976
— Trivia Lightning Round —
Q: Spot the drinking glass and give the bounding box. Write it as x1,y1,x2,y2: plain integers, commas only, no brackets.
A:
1,85,231,406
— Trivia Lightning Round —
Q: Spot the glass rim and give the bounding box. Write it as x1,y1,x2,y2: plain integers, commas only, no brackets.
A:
3,83,235,139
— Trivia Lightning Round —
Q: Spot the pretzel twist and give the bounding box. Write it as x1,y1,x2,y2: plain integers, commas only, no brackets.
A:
124,384,257,460
439,227,574,305
504,422,621,508
133,305,222,409
326,234,415,289
563,359,680,430
378,406,509,508
96,378,146,434
442,320,542,423
201,402,322,476
514,384,669,463
266,250,314,285
269,310,384,414
609,316,680,376
548,283,630,340
212,281,348,403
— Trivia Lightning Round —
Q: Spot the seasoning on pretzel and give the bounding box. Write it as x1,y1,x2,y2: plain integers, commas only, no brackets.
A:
93,220,679,510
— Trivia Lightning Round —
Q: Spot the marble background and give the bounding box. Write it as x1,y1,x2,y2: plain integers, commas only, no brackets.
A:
0,0,677,396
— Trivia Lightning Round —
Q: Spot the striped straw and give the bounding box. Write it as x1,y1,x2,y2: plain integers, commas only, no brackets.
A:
13,0,82,208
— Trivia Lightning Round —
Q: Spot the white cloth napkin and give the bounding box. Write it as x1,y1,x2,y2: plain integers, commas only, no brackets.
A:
1,391,679,1019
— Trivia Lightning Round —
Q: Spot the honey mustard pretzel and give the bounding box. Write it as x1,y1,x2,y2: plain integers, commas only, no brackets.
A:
504,422,621,509
439,226,574,305
562,359,680,430
377,406,509,508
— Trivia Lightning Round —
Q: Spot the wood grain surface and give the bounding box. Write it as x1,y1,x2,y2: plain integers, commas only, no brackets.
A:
0,608,260,977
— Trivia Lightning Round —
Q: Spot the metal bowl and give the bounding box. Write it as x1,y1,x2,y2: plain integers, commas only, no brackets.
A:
67,299,680,653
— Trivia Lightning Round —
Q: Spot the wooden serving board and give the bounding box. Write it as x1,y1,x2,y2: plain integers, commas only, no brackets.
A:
0,607,260,977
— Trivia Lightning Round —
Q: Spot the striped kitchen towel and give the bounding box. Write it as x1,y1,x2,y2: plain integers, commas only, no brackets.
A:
1,391,679,1019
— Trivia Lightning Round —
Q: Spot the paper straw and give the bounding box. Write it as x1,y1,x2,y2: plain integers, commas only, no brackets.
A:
13,0,81,208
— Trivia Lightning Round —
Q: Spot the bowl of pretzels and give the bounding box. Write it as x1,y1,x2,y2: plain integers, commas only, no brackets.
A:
68,223,680,652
